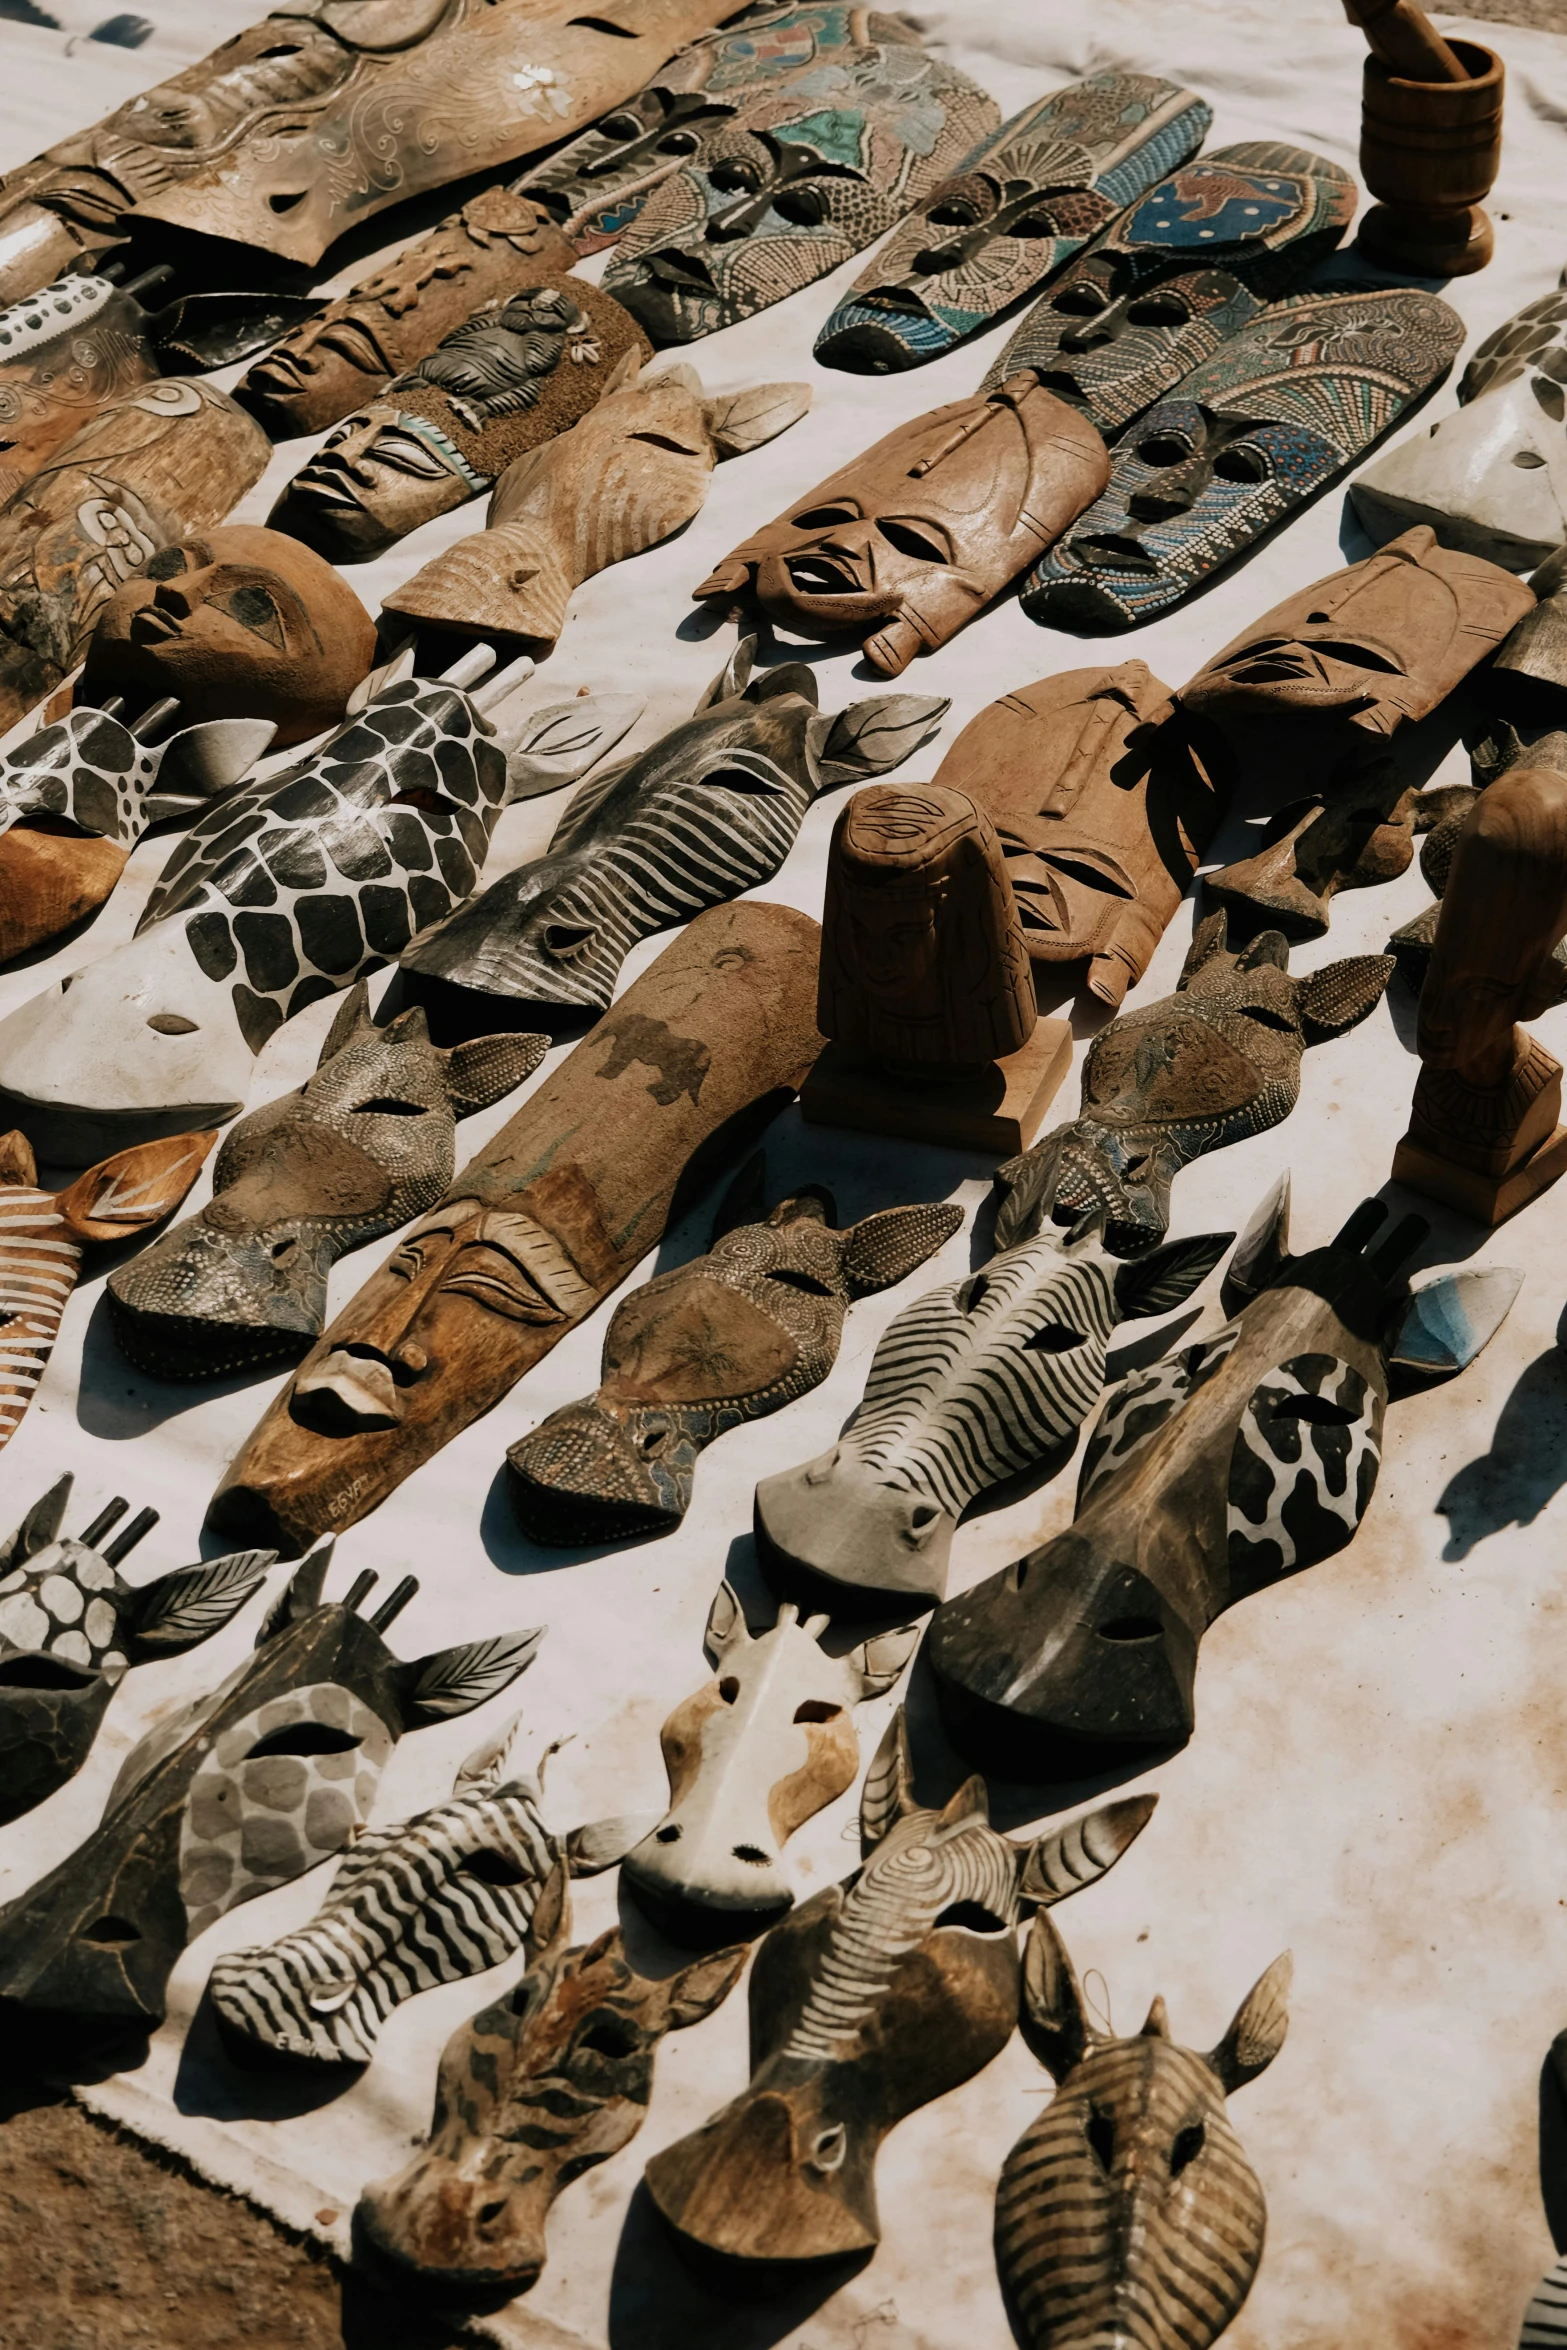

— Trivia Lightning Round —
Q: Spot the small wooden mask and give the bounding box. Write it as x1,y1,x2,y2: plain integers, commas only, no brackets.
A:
928,1185,1519,1770
991,912,1394,1256
508,1154,958,1543
383,365,810,653
1021,287,1464,631
207,900,826,1559
644,1708,1155,2271
399,637,943,1024
107,986,546,1383
80,527,378,747
815,75,1211,374
270,280,650,562
756,1220,1231,1612
357,1878,745,2294
0,377,270,738
982,140,1355,435
601,43,999,344
0,1548,543,2027
696,377,1110,674
0,1473,270,1825
998,1913,1290,2350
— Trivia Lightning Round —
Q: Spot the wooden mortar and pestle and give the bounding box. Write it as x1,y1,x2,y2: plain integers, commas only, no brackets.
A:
1346,0,1503,275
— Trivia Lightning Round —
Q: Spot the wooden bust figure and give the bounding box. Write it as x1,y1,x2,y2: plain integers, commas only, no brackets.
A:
801,783,1071,1152
1393,766,1567,1222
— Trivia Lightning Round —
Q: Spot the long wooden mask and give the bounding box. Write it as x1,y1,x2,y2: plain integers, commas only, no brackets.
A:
0,377,270,738
399,638,942,1026
756,1220,1232,1613
981,141,1354,436
644,1708,1155,2272
207,899,825,1557
601,44,999,345
695,377,1110,675
0,1127,212,1453
508,1155,958,1543
927,1185,1519,1770
999,1912,1290,2350
814,75,1211,375
357,1876,746,2295
383,365,810,653
0,1474,270,1826
0,1548,543,2028
991,911,1393,1256
1020,287,1464,632
106,986,546,1383
270,279,649,563
0,676,631,1165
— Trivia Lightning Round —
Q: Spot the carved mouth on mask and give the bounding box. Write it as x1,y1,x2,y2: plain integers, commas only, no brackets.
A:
786,552,857,594
647,249,717,290
127,607,181,645
1071,534,1160,574
292,1344,409,1433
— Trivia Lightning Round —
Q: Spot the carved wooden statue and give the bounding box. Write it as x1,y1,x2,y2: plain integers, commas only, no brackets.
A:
998,1912,1290,2350
398,638,941,1028
507,1155,958,1544
271,278,650,562
813,74,1210,374
755,1220,1231,1613
694,375,1110,673
991,912,1394,1257
602,45,998,344
981,142,1355,439
933,664,1226,1009
0,1473,270,1825
0,377,270,738
79,527,377,747
1348,0,1503,278
383,365,810,653
0,1127,212,1454
0,1547,542,2028
1392,766,1567,1222
644,1708,1154,2273
107,987,546,1383
207,900,825,1557
0,671,629,1163
0,0,739,302
357,1873,745,2294
1020,287,1464,631
802,780,1070,1153
928,1183,1519,1770
1205,773,1473,945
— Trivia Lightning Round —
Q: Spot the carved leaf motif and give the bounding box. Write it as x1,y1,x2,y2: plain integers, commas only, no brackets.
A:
1208,1951,1292,2093
858,1705,916,1855
129,1550,274,1654
402,1628,546,1722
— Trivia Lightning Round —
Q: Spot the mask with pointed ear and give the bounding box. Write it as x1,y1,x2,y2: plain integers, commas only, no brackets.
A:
499,693,645,802
804,695,949,790
1221,1172,1293,1315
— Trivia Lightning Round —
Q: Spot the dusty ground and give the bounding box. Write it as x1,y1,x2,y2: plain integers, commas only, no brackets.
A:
1451,0,1567,27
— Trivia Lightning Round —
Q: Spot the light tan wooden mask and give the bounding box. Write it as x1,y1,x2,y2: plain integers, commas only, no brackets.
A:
386,363,810,650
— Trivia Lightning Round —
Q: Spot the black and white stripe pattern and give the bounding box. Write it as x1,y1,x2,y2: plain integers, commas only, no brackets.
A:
1523,2259,1567,2347
0,1185,78,1449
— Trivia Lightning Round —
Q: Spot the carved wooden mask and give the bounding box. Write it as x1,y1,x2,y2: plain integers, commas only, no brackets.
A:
695,377,1110,674
991,913,1394,1256
508,1155,958,1542
756,1221,1231,1612
998,1912,1290,2350
601,44,999,344
815,75,1211,374
982,140,1355,436
0,1473,270,1825
644,1708,1155,2270
0,1548,543,2027
207,900,826,1558
928,1184,1519,1770
1021,287,1465,631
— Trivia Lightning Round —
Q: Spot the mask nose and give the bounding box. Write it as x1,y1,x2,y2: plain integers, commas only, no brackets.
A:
358,2159,548,2291
1128,468,1203,521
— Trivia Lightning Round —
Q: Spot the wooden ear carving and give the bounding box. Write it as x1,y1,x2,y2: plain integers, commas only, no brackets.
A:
702,1580,750,1668
256,1540,333,1643
859,1705,916,1855
1019,1910,1093,2081
150,718,276,809
567,1813,659,1875
0,1130,37,1187
54,1132,215,1242
806,694,949,789
1222,1172,1293,1314
1389,1265,1522,1375
318,980,378,1066
1294,954,1397,1043
526,1858,572,1963
502,692,644,800
705,383,811,459
0,1471,72,1572
124,1549,273,1656
847,1622,921,1701
443,1031,549,1116
1177,907,1232,987
1112,1232,1232,1321
1207,1953,1292,2094
1018,1791,1158,1908
396,1627,545,1726
840,1201,963,1296
452,1708,528,1797
695,636,756,712
662,1941,749,2031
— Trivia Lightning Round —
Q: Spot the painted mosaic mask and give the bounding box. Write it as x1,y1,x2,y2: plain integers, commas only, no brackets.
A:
815,74,1211,374
0,1548,542,2028
0,1472,270,1825
601,41,999,344
1021,285,1464,631
507,1156,958,1543
694,377,1110,674
928,1185,1518,1771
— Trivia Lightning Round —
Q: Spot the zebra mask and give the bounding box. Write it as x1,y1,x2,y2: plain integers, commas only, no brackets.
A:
928,1180,1520,1776
0,1474,271,1826
996,1908,1290,2350
644,1707,1155,2274
0,1546,542,2031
